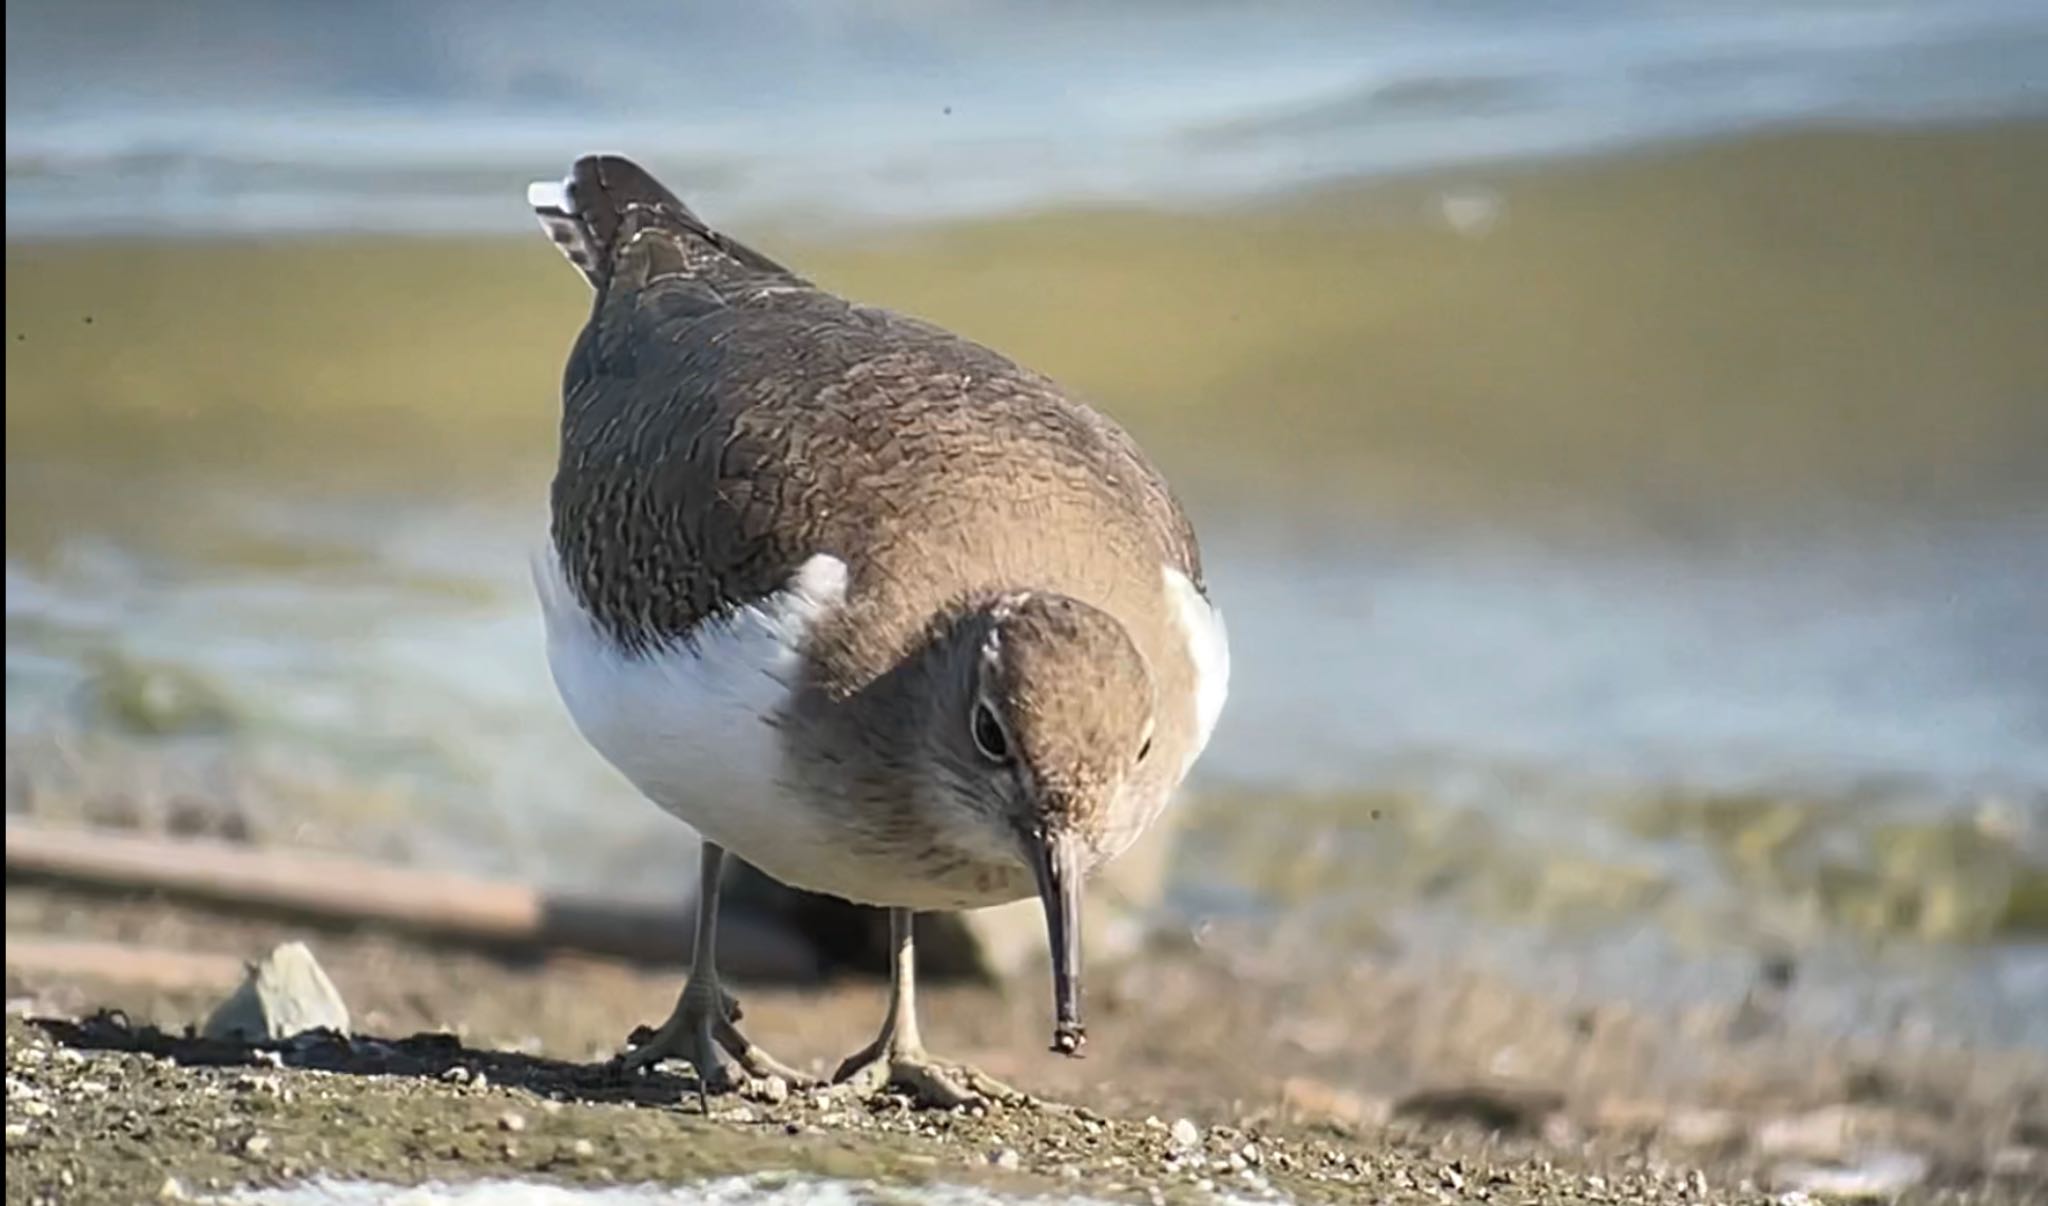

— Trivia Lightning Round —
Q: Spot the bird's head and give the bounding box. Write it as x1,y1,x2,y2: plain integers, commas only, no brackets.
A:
922,590,1158,1055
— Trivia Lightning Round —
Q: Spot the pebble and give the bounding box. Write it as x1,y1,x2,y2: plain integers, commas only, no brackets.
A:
1170,1117,1202,1148
1772,1150,1929,1200
20,1100,52,1118
1280,1075,1380,1127
497,1111,527,1134
1667,1108,1743,1150
242,1134,272,1157
570,1138,596,1160
203,942,350,1043
989,1148,1022,1171
1756,1106,1863,1160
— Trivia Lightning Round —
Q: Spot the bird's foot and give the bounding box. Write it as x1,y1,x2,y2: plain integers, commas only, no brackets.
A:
830,1039,1025,1110
618,985,812,1102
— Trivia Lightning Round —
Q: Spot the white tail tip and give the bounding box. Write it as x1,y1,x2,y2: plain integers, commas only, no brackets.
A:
527,178,573,213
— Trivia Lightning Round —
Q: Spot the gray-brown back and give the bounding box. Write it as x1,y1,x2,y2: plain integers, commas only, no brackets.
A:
549,158,1205,692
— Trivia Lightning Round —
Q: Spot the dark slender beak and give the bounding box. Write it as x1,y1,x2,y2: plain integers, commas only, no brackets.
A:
1027,827,1087,1057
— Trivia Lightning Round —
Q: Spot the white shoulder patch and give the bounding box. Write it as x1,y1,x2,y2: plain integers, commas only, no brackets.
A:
1163,566,1230,774
533,545,851,858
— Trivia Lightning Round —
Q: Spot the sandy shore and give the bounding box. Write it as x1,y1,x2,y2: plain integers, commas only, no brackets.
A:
7,881,2044,1204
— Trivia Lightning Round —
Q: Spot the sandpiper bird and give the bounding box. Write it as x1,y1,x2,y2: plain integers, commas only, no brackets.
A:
528,155,1228,1106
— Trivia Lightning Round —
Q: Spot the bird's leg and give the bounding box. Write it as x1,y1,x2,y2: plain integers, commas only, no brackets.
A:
619,842,812,1098
831,908,1024,1109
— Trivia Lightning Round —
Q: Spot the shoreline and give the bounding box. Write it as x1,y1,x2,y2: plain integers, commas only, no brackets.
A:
9,112,2046,247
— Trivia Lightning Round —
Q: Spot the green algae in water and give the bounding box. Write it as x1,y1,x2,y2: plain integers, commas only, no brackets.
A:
1617,790,2048,944
1181,788,1672,936
88,654,239,737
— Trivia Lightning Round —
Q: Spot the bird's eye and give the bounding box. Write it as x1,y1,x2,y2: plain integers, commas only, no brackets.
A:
971,701,1012,763
1136,736,1154,764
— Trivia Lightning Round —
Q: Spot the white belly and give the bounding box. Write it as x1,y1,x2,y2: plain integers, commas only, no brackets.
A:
534,546,860,890
536,548,1231,911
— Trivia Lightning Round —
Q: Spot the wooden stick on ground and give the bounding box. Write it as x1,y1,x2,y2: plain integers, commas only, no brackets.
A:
3,822,819,981
4,937,247,993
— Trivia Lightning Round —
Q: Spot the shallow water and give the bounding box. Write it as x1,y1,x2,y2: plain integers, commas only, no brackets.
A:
7,0,2048,235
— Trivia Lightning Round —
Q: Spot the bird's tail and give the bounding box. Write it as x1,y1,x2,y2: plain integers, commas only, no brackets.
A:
527,155,792,291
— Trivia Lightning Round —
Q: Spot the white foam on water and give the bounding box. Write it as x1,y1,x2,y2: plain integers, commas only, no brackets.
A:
212,1174,1276,1206
8,0,2047,236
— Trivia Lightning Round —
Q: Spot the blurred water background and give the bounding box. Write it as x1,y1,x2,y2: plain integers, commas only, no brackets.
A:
7,1,2047,1048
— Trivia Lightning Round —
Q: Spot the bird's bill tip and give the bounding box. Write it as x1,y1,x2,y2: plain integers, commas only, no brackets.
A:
1029,828,1088,1058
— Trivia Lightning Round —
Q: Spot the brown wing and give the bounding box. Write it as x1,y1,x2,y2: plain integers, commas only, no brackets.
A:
545,158,1204,662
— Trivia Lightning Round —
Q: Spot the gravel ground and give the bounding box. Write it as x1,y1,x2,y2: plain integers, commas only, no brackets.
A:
6,884,2046,1204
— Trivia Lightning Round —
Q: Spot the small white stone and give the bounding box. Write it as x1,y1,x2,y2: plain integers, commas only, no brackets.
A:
204,942,350,1043
1170,1117,1201,1148
990,1148,1022,1171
